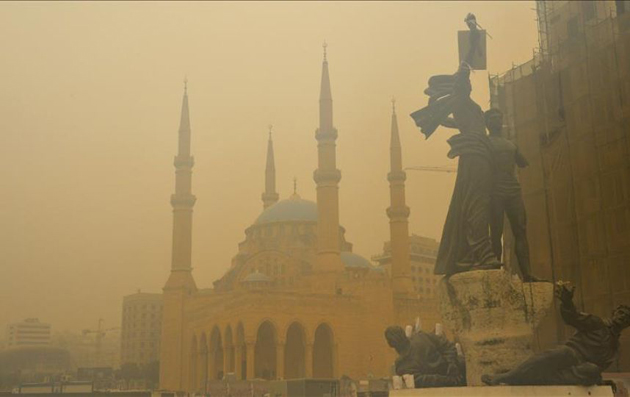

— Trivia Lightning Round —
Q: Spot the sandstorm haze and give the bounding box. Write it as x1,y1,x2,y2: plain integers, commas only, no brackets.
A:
0,1,538,332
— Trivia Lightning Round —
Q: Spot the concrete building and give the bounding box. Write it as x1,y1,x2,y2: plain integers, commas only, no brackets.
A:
51,329,120,370
159,48,440,393
0,346,71,384
490,0,630,371
6,319,51,348
121,293,162,365
373,235,441,301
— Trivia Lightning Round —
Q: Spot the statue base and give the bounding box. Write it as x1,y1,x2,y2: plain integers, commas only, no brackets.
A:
438,269,554,386
389,385,613,396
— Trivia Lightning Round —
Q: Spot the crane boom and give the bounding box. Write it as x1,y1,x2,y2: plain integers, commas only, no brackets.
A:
405,166,457,173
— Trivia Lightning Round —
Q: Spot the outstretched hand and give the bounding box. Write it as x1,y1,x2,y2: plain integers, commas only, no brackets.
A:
555,281,575,303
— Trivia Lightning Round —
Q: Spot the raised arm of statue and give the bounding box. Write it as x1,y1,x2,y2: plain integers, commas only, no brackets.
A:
560,299,605,332
556,283,605,332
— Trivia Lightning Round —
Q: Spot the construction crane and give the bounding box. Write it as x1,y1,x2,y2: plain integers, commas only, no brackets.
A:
82,318,119,367
405,166,457,173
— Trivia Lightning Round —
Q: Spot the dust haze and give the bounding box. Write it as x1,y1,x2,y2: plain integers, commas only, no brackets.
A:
0,2,538,332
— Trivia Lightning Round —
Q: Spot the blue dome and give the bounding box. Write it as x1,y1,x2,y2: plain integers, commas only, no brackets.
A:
255,194,317,225
340,252,373,269
242,271,271,283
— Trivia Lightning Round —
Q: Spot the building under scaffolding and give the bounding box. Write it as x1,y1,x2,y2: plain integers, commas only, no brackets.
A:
490,0,630,371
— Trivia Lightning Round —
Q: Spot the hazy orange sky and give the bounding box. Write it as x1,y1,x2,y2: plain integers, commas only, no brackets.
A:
0,1,539,333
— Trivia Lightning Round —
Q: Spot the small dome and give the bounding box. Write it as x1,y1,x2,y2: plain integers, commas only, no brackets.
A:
255,194,317,225
242,271,271,283
340,252,373,269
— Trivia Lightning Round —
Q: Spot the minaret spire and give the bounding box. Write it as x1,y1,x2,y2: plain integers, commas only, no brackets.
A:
387,99,413,294
262,124,279,209
160,80,197,391
164,81,197,291
313,43,344,273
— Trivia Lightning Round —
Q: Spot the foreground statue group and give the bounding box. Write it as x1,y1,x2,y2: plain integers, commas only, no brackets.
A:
385,14,630,389
386,284,630,388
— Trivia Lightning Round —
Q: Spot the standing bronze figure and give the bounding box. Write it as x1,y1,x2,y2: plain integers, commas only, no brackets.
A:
485,108,539,281
411,15,500,275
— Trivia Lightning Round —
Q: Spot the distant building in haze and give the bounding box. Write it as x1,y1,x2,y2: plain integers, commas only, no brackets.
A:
120,292,162,365
373,235,441,301
6,318,51,348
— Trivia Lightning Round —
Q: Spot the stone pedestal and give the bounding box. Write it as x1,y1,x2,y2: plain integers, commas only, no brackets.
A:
389,385,614,396
438,269,554,386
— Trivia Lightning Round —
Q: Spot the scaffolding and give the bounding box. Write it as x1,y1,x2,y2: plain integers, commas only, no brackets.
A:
490,0,630,371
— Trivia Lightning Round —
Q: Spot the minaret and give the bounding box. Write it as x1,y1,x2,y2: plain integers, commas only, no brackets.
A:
262,125,279,209
161,80,197,391
313,42,344,273
164,79,197,291
387,99,413,294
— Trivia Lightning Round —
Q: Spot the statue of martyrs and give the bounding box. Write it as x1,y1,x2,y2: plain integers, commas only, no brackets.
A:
482,282,630,386
385,325,466,387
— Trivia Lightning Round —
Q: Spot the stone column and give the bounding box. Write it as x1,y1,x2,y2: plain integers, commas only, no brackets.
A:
332,342,339,378
188,350,196,391
438,269,553,386
276,342,285,380
234,346,243,380
195,349,203,392
305,343,314,378
208,348,216,382
217,346,228,376
246,342,256,380
201,350,208,393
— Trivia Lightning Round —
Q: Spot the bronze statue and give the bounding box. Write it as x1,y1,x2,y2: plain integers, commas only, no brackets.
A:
385,326,465,388
411,15,500,275
482,282,630,386
485,108,540,282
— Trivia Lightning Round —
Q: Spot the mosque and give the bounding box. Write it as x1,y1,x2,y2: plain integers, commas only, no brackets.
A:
159,48,440,393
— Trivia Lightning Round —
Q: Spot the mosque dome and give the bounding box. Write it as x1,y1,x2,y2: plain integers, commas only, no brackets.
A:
340,251,373,269
242,271,272,283
255,193,317,225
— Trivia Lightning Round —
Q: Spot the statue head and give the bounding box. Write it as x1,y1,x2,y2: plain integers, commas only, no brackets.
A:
385,326,410,355
612,305,630,329
484,108,503,136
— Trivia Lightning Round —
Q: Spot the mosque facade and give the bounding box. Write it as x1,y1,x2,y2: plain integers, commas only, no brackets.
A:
159,51,440,393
